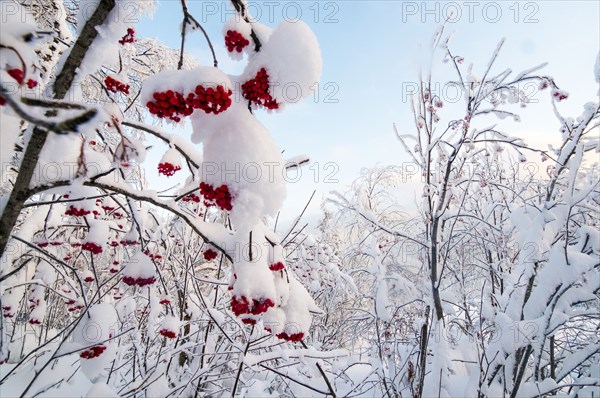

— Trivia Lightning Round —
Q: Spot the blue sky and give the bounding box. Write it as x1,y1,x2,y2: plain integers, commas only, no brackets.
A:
138,1,600,226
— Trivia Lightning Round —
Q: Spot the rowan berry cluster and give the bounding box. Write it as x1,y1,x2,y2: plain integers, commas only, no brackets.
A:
225,30,249,53
119,28,135,45
158,162,181,176
122,276,156,287
230,296,275,317
276,331,304,342
159,329,177,339
182,193,201,203
82,242,103,254
199,182,233,211
268,262,285,271
80,345,106,359
241,68,279,110
65,206,91,217
105,76,130,94
203,249,218,261
146,84,233,122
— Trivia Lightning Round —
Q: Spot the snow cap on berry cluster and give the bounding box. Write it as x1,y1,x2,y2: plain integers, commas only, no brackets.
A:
229,231,278,317
72,303,118,380
158,147,183,176
122,250,157,287
61,185,98,217
277,274,322,340
35,260,57,286
159,315,181,339
83,219,110,255
241,20,322,110
231,256,277,308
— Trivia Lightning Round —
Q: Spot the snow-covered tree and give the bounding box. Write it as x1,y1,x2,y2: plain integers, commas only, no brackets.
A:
329,26,599,397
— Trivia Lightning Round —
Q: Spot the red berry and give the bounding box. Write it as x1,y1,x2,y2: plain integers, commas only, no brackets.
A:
26,79,37,89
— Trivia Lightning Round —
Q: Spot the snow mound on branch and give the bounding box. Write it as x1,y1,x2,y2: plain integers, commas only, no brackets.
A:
191,100,286,232
122,250,156,285
280,274,321,335
242,20,322,108
73,303,119,380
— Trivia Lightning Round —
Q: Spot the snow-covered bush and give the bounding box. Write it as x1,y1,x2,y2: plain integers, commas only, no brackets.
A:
0,1,342,396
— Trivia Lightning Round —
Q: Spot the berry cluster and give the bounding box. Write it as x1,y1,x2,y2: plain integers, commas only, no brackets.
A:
551,89,568,102
144,250,163,261
230,295,275,317
7,68,23,84
65,206,91,217
29,317,42,325
146,84,232,122
2,307,13,318
199,182,233,211
105,76,130,95
123,275,156,287
159,298,171,305
158,162,181,176
82,242,103,254
119,28,135,45
120,239,139,246
268,262,285,271
147,90,191,122
159,329,177,339
1,69,37,105
193,84,233,114
109,261,120,274
182,193,201,203
68,304,85,312
80,345,106,359
203,249,218,261
276,332,304,342
6,68,36,88
225,30,250,53
241,68,279,110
